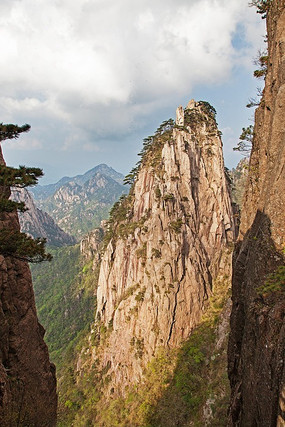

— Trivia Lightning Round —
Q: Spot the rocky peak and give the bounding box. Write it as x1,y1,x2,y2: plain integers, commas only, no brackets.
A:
78,100,235,401
34,169,127,240
175,99,199,126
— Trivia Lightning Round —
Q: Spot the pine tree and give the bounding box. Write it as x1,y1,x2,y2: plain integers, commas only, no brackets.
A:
0,123,52,263
233,125,254,157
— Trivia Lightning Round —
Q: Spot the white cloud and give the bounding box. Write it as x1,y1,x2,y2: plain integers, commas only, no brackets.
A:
0,0,265,178
7,136,43,150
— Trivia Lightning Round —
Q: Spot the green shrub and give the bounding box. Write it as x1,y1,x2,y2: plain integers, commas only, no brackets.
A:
169,219,183,233
155,187,161,199
249,0,272,17
257,265,285,296
135,287,146,303
151,248,161,258
136,243,147,261
163,193,174,201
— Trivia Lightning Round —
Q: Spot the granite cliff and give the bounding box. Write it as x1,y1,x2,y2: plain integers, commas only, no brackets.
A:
11,188,76,247
228,0,285,425
70,100,235,424
0,147,57,426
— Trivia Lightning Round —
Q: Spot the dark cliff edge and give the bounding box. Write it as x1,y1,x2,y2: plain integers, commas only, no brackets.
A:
228,1,285,425
0,147,57,426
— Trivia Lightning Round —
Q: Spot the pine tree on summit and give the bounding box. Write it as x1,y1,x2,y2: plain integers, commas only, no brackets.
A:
0,122,52,263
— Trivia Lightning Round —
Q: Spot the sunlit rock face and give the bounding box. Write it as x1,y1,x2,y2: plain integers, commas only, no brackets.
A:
11,187,76,247
91,100,235,394
228,1,285,425
0,147,57,426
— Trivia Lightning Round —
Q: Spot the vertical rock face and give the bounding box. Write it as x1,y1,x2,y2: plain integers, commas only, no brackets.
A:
11,188,76,247
95,101,234,394
80,227,104,262
228,1,285,425
0,148,57,426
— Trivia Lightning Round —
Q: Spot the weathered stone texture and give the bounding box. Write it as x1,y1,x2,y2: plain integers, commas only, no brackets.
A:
11,188,76,247
228,1,285,425
92,101,235,394
0,146,57,426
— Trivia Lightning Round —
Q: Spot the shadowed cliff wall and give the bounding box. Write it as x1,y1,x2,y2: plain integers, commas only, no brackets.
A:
228,1,285,425
0,146,57,426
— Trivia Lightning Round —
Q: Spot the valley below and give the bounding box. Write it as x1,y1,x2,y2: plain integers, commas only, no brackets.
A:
0,1,284,426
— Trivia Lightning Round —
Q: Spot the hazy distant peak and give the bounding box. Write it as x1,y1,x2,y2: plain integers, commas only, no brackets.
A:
31,164,125,200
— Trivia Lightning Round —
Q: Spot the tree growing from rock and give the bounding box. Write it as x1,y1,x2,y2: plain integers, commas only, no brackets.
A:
0,123,52,262
233,125,254,156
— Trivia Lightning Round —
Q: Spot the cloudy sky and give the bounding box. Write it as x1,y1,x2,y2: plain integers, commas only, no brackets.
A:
0,0,265,184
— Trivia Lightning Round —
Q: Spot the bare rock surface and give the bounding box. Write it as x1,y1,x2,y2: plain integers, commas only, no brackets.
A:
228,1,285,425
11,188,76,247
83,101,235,396
0,147,57,426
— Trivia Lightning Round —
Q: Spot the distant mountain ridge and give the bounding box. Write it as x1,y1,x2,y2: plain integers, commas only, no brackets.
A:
31,164,128,239
32,164,125,201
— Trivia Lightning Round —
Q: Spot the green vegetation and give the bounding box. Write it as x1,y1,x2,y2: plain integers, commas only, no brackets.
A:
123,119,175,190
233,125,254,156
249,0,272,18
0,198,26,213
198,101,217,119
31,245,96,368
107,105,218,252
152,248,161,258
169,219,183,233
50,103,229,425
183,101,218,137
0,229,52,262
163,193,175,201
36,172,127,240
88,274,231,427
135,287,146,303
228,158,249,208
103,197,151,249
155,187,161,199
257,265,285,296
123,166,140,186
0,123,51,263
136,243,147,258
0,164,43,189
31,244,100,425
0,122,31,141
253,50,268,79
116,283,140,307
246,1,270,107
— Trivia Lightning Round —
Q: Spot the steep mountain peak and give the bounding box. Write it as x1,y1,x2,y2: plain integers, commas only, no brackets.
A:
31,163,125,201
83,163,125,185
70,100,235,424
33,166,127,239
